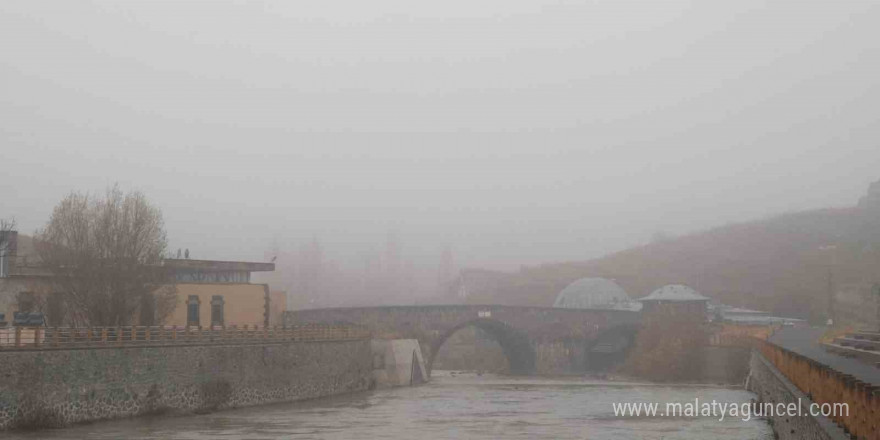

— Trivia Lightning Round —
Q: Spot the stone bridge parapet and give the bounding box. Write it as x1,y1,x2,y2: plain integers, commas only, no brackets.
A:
284,305,640,375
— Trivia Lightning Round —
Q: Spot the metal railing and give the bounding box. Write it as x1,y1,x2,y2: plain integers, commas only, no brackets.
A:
0,324,370,350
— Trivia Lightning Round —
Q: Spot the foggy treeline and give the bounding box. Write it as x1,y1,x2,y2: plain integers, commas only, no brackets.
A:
256,234,457,309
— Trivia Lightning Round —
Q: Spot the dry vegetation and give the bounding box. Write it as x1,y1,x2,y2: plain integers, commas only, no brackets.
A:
35,185,176,326
622,314,708,382
464,205,880,323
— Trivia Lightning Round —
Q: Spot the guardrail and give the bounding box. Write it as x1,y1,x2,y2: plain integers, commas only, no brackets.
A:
0,324,370,350
708,323,778,347
755,338,879,440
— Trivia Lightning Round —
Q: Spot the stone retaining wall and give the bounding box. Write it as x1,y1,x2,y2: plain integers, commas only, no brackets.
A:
0,340,372,430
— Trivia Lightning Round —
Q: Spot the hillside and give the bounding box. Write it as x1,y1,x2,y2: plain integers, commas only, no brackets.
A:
461,181,880,323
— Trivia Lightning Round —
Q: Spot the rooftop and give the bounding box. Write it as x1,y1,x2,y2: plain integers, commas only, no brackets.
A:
553,277,642,311
162,258,274,273
724,315,805,324
722,307,770,315
638,284,710,302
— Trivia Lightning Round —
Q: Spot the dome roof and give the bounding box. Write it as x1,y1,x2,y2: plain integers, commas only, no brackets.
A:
638,284,709,302
553,278,638,310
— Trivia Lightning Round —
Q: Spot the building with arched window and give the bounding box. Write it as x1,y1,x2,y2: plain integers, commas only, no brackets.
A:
163,258,284,328
0,232,285,329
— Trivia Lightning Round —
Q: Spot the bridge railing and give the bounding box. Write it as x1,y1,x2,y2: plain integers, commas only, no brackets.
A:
0,324,370,350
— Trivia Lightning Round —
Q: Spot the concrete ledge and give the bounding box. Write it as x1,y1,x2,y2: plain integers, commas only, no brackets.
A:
822,342,880,366
852,331,880,342
371,339,427,388
834,337,880,352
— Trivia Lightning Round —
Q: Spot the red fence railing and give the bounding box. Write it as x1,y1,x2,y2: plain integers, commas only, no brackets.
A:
0,324,370,350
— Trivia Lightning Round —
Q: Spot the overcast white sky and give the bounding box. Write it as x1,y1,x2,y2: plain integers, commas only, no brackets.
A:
2,0,879,270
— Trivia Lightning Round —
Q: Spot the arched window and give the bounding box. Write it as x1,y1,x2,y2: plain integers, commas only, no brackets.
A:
211,295,224,328
186,295,200,327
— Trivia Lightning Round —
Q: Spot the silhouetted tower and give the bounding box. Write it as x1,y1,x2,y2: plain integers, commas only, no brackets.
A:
438,245,455,295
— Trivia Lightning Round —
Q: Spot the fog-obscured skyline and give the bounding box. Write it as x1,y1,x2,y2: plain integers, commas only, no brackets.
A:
2,0,879,272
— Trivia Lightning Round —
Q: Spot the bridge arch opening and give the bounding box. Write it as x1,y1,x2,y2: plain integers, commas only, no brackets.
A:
585,325,639,371
428,318,536,376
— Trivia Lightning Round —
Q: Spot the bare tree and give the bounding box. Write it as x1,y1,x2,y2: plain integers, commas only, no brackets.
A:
0,218,15,249
35,185,176,326
0,218,15,278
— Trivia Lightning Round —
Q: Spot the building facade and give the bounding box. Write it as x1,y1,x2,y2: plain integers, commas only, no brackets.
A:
162,259,282,328
637,284,709,319
0,231,284,328
0,233,55,325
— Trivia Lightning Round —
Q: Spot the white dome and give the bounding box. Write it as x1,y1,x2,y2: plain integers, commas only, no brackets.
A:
553,278,638,310
638,284,709,302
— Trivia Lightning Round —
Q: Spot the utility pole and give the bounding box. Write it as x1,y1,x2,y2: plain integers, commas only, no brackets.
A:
819,245,837,326
827,267,834,326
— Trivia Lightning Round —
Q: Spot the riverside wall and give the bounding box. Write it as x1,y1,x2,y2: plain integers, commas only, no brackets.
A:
0,340,373,430
747,341,878,440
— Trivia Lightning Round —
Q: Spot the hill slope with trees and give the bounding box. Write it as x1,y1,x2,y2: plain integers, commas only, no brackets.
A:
461,181,880,323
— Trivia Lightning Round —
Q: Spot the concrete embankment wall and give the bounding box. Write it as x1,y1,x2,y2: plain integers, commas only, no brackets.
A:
752,340,879,439
0,340,373,431
747,348,862,440
371,339,427,388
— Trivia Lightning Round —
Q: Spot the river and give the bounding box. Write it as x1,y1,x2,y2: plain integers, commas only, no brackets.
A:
8,371,773,439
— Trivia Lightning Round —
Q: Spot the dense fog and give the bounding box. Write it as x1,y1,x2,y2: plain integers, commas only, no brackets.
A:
3,1,880,304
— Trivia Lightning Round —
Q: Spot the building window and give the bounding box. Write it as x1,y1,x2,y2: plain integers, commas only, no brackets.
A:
211,295,224,327
186,295,200,327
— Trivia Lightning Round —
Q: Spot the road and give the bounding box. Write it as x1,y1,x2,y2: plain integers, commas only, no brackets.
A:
769,326,880,386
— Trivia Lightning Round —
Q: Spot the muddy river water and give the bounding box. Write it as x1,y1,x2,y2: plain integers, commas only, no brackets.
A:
8,371,773,439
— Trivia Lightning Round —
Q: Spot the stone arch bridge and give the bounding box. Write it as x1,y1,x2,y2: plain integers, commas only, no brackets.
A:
284,305,641,375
